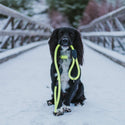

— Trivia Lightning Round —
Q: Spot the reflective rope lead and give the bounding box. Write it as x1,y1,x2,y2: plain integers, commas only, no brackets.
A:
54,44,61,113
54,44,81,113
68,45,81,81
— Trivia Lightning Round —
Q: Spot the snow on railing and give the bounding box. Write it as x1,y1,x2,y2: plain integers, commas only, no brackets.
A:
0,4,52,52
82,31,125,37
79,6,125,55
79,6,125,32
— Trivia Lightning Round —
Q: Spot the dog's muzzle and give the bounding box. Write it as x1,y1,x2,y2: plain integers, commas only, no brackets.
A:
59,37,72,47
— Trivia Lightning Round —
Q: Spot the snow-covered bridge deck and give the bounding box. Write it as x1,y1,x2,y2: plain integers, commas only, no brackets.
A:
0,43,125,125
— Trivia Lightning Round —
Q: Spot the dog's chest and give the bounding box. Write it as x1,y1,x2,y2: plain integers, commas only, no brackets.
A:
60,50,71,93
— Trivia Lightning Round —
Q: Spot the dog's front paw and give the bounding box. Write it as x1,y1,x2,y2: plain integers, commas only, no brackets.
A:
74,102,84,106
63,105,71,112
47,99,53,106
53,107,64,116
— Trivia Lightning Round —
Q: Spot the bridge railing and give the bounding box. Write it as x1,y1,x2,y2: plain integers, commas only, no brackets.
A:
79,6,125,55
0,4,52,52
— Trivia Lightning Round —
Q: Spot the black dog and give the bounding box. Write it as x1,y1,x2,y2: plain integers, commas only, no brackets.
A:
47,27,86,116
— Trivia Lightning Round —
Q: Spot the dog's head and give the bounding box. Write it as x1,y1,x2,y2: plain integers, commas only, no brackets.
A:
48,27,83,65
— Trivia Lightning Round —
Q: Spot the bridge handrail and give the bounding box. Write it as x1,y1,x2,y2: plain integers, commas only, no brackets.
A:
79,6,125,55
0,30,50,37
0,4,52,51
81,31,125,37
0,4,51,29
79,6,125,32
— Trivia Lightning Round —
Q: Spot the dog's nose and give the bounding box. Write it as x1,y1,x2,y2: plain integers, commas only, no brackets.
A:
62,38,68,44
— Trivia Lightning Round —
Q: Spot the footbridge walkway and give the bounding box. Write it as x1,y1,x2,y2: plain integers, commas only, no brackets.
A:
0,4,125,125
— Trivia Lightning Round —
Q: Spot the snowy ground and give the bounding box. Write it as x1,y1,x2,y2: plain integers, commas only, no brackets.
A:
84,39,125,66
0,42,125,125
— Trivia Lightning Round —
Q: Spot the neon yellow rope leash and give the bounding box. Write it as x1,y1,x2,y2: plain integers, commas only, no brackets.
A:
68,45,81,80
54,44,61,113
54,44,81,113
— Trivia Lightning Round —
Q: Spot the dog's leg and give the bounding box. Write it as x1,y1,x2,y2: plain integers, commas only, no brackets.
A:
71,82,86,106
63,96,72,113
63,93,72,113
47,63,57,106
53,93,64,116
63,80,81,112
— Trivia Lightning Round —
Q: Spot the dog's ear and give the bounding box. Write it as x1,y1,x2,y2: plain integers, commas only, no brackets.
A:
48,29,59,61
73,30,83,65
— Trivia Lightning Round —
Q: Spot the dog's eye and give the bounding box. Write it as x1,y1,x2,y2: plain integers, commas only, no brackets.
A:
59,31,64,35
69,32,74,37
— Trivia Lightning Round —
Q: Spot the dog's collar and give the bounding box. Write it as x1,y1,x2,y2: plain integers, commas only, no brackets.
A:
60,49,71,60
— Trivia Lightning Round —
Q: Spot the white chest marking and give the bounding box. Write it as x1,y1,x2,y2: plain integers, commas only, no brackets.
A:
60,49,71,93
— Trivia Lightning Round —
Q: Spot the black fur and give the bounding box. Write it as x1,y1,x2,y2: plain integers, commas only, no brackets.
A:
48,27,86,112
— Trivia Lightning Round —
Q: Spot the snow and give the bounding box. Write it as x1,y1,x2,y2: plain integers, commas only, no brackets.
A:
82,31,125,37
0,42,125,125
84,39,125,65
0,41,47,61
